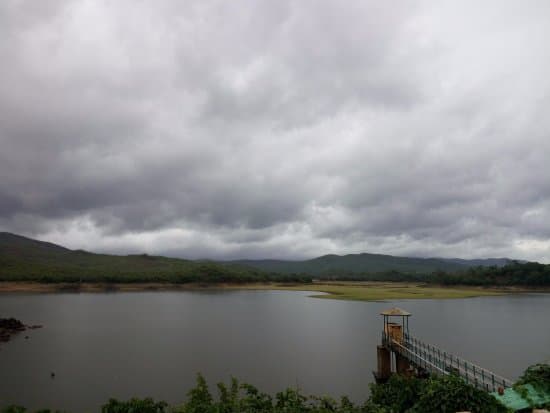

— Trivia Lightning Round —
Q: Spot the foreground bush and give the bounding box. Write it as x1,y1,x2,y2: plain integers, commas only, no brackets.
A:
408,374,507,413
7,364,550,413
514,363,550,409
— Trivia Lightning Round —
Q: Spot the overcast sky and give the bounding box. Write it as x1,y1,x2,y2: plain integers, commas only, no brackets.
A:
1,1,550,262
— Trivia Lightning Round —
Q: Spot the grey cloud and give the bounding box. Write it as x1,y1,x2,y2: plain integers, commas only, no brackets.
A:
1,0,550,262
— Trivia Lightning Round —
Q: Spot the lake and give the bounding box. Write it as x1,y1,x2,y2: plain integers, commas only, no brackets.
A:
1,290,549,412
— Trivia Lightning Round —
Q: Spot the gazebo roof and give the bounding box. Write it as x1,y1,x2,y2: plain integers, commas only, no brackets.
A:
380,307,411,316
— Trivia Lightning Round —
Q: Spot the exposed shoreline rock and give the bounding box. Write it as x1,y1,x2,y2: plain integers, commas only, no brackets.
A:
0,317,42,343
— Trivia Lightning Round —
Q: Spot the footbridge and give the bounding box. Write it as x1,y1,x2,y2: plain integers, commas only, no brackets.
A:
374,307,550,411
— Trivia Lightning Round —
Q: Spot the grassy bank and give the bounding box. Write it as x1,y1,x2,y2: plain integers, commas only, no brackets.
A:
230,281,508,301
0,281,514,301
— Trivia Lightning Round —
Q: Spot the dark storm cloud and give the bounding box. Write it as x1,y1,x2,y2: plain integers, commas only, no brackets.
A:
1,0,550,261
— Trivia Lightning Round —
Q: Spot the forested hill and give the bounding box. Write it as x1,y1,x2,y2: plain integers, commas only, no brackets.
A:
0,232,536,285
227,253,518,276
0,232,294,283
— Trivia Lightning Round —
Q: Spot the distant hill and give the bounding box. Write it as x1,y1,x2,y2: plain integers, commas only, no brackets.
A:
0,232,282,283
228,253,521,276
0,232,527,283
0,231,70,255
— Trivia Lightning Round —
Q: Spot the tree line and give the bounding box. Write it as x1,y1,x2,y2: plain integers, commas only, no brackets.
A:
317,261,550,287
2,254,549,287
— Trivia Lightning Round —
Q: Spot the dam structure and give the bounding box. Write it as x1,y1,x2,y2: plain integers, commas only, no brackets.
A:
374,307,549,411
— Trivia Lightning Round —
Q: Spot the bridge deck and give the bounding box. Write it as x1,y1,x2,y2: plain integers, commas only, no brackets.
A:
384,332,514,393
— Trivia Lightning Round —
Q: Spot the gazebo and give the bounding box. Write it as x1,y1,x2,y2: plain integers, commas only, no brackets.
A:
375,307,413,382
380,307,411,344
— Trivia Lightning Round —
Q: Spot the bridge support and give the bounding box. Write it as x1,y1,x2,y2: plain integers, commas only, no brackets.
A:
375,345,391,382
395,353,411,376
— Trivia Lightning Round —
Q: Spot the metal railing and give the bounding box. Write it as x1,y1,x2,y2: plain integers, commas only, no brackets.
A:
383,332,513,393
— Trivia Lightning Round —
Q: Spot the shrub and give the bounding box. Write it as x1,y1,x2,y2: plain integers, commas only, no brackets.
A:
101,397,167,413
409,374,507,413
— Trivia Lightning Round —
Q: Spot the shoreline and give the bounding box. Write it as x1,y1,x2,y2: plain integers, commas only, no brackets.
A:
1,281,548,301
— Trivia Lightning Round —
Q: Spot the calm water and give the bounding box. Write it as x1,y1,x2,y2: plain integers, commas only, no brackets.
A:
1,290,549,412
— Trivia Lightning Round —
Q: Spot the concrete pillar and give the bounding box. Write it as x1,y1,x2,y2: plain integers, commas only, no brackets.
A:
395,352,411,375
376,345,391,381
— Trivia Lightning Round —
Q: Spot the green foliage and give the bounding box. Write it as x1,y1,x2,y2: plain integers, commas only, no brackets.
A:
428,262,550,287
274,388,308,411
172,375,367,413
230,253,465,276
171,374,275,413
182,374,214,413
515,363,550,392
314,261,550,287
409,374,508,413
231,252,550,287
101,398,168,413
108,373,511,412
368,375,424,412
8,367,550,412
0,232,310,284
235,383,273,412
217,377,240,413
1,407,28,413
0,406,65,413
2,232,548,286
514,363,550,409
359,402,389,413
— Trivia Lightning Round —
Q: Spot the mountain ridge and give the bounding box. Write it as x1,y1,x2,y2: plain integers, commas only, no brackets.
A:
0,232,275,283
226,253,519,276
0,232,524,279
